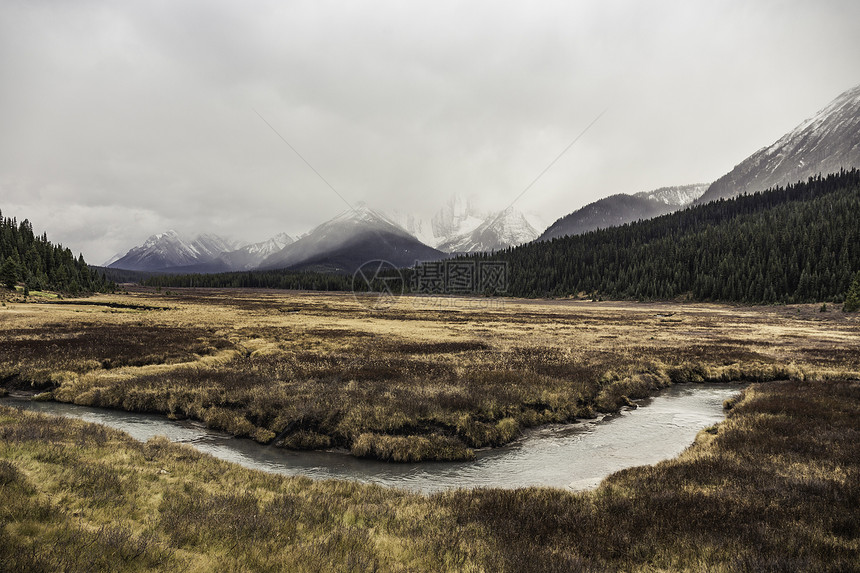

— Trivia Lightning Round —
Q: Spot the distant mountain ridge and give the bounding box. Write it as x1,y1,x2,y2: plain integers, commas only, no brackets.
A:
437,207,538,253
215,233,294,271
699,83,860,203
108,230,297,273
108,231,243,272
537,183,708,242
259,204,444,273
392,195,539,253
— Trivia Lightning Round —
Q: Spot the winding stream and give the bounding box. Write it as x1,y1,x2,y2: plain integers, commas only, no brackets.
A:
2,383,741,494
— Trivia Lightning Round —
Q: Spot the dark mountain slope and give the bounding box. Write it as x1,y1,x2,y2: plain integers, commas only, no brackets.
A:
538,184,708,241
260,205,443,273
699,83,860,203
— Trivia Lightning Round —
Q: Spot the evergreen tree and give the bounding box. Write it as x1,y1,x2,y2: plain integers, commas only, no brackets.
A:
0,210,114,293
844,271,860,312
1,256,18,289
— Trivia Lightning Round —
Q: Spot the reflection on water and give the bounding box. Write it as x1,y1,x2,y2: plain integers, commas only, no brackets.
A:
2,384,741,494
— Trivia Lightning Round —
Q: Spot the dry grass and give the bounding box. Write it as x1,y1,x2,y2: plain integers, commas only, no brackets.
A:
2,287,859,460
0,406,486,572
1,380,857,571
441,380,860,571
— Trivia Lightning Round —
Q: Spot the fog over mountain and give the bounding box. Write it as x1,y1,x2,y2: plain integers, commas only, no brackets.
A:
699,84,860,203
259,205,443,273
2,1,859,263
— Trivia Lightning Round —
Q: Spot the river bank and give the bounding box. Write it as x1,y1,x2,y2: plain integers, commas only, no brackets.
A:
1,383,741,493
1,379,857,571
2,290,858,462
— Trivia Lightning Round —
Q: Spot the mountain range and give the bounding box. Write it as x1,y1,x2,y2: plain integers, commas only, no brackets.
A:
108,82,860,275
107,231,243,272
437,207,538,253
108,201,539,273
540,83,860,240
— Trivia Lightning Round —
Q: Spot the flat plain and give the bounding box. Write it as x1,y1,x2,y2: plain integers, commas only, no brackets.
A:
2,289,860,570
1,288,858,461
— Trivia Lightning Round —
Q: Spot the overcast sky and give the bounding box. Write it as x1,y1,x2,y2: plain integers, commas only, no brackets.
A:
2,0,859,264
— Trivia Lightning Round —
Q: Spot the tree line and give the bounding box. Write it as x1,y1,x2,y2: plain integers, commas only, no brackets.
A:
143,269,358,292
467,169,860,303
0,209,114,294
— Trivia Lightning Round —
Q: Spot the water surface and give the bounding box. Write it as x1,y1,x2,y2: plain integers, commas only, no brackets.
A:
2,383,740,494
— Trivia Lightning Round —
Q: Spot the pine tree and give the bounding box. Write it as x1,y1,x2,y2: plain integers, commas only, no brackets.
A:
844,271,860,312
2,256,18,289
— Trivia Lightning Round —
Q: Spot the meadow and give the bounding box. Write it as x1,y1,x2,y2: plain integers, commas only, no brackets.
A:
1,379,857,571
1,288,859,461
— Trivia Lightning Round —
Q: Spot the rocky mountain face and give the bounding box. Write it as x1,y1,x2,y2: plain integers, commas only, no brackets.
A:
437,207,538,253
635,184,710,206
699,83,860,203
430,195,486,245
393,195,539,253
215,233,295,271
108,231,242,271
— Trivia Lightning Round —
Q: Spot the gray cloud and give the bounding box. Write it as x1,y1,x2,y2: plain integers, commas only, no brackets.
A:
2,0,859,263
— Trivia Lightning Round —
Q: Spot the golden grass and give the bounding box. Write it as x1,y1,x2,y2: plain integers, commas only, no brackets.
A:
1,379,857,571
2,288,859,461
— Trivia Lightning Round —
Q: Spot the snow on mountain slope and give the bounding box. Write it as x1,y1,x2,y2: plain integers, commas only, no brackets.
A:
437,207,538,253
108,230,243,271
102,251,125,267
392,194,538,252
391,195,485,249
390,210,434,246
537,181,711,242
634,184,709,206
259,204,443,272
430,195,486,242
215,232,295,271
699,83,860,203
192,233,243,260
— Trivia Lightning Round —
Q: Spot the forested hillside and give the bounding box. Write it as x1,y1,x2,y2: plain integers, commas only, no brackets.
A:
476,170,860,302
0,209,113,294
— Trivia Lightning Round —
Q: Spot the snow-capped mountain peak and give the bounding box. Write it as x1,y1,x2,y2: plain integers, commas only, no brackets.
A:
436,206,539,253
390,194,538,253
142,229,179,248
699,82,860,203
211,232,296,271
258,204,442,272
242,232,294,256
430,194,485,240
318,203,412,236
108,230,242,271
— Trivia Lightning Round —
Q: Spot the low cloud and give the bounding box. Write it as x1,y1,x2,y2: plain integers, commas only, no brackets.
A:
2,0,859,263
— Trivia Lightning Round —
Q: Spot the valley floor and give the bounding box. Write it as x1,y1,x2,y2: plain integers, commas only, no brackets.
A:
1,289,859,570
1,288,859,461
